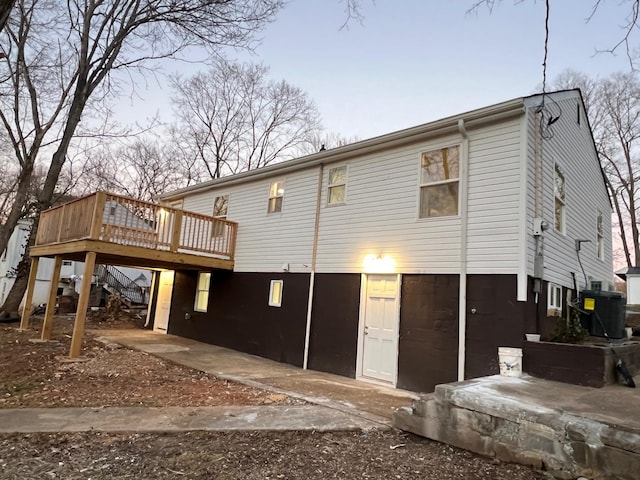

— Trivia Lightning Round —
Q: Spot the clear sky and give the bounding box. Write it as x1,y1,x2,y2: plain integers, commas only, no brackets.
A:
120,0,632,140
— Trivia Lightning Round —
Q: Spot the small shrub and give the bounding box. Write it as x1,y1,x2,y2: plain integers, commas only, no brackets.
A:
551,306,587,344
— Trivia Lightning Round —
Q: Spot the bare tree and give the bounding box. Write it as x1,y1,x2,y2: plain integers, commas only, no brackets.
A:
0,0,283,314
80,137,193,202
171,57,322,179
469,0,640,70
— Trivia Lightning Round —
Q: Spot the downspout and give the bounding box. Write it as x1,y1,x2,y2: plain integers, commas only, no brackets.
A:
457,119,469,382
303,163,324,369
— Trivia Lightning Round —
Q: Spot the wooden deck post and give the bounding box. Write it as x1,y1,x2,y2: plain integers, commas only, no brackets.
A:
19,257,40,330
41,256,63,341
69,251,96,358
89,192,107,240
170,210,183,252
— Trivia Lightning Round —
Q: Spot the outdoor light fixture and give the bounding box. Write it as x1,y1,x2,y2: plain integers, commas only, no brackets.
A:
363,254,395,273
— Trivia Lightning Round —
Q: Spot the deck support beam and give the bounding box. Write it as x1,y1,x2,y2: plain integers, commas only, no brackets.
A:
41,256,63,341
69,251,96,358
19,257,40,330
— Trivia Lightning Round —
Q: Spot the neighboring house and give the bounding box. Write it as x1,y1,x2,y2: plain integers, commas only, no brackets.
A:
1,202,152,312
153,89,613,393
615,267,640,305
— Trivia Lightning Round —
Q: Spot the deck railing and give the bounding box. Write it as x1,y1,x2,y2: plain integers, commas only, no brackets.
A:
35,192,237,260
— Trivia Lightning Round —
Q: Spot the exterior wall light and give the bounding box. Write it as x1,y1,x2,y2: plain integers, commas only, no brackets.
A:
363,254,396,273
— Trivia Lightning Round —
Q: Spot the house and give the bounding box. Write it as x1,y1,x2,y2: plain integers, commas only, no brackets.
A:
23,90,613,392
149,89,613,393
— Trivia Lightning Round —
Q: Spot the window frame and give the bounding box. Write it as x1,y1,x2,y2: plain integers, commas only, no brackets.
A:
327,165,347,206
212,194,229,237
547,282,562,317
268,280,283,307
194,272,211,313
418,145,460,219
554,164,566,234
267,180,285,214
596,211,604,260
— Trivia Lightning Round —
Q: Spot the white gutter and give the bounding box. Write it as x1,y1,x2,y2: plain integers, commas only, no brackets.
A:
303,163,324,370
159,98,525,201
457,119,469,382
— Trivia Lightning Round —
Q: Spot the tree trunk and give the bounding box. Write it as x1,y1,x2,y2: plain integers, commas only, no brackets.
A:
0,165,34,261
0,0,15,33
0,215,37,315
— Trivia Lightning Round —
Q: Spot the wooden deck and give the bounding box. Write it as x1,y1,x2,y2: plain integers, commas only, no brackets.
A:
30,191,237,270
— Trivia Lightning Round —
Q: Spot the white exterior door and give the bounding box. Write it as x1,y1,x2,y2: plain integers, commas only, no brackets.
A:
360,274,400,384
154,270,174,333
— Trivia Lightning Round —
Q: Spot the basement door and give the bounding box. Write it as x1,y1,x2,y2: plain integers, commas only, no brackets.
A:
154,270,174,333
359,274,400,384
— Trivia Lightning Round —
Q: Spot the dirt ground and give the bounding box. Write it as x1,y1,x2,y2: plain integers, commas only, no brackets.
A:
0,311,546,480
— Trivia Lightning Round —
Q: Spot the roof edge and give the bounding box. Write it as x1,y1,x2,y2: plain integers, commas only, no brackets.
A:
159,96,526,201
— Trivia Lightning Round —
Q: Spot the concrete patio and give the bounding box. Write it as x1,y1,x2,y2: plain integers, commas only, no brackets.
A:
394,374,640,480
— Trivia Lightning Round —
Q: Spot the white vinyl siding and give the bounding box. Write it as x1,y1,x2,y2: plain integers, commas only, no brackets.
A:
524,94,613,290
465,119,523,274
316,134,463,273
181,169,317,273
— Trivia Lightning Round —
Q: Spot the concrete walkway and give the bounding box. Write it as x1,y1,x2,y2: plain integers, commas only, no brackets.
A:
0,405,380,433
92,329,417,424
1,329,417,434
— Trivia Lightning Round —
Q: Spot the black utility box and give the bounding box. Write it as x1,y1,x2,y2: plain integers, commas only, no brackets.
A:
580,290,626,339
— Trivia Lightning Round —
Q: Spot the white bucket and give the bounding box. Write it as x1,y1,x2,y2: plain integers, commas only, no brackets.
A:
498,347,523,377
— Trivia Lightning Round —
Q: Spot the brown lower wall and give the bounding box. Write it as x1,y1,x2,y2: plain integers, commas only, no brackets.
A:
524,340,640,387
397,274,459,393
307,273,361,378
465,274,538,379
164,270,553,393
167,271,310,367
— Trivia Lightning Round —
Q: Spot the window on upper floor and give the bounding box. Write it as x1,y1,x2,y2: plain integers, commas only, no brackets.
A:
554,164,566,233
212,195,229,237
194,272,211,312
591,280,602,292
419,145,460,218
547,282,562,317
327,166,347,205
596,211,604,260
268,180,285,213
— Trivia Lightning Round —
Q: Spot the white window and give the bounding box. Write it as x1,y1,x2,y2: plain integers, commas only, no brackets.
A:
596,211,604,260
212,195,228,237
268,280,283,307
590,280,602,292
194,272,211,312
547,283,562,317
554,164,566,233
419,145,460,218
327,166,347,205
268,180,285,213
